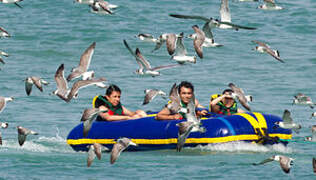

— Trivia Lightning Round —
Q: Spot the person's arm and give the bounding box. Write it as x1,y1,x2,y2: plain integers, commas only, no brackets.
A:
194,99,208,116
156,107,182,120
98,106,133,121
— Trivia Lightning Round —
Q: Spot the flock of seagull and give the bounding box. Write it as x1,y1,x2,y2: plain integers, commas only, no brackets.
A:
0,0,316,174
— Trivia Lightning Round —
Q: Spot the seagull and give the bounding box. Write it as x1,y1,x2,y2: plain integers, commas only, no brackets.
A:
292,93,315,109
0,27,10,38
24,76,49,96
258,0,283,10
17,126,38,146
172,32,196,64
90,0,118,14
135,33,159,43
192,25,205,59
0,122,8,145
142,89,167,105
304,125,316,142
253,155,294,174
123,40,181,77
0,50,9,57
187,21,223,47
81,108,108,137
110,138,137,164
0,0,23,8
274,109,301,133
0,96,13,113
67,42,96,82
87,143,108,167
166,83,182,113
152,33,183,55
252,40,284,63
228,83,251,111
66,77,107,102
52,64,70,102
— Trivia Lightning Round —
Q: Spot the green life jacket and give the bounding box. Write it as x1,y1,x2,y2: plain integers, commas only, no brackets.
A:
179,101,187,119
95,95,124,115
217,101,237,115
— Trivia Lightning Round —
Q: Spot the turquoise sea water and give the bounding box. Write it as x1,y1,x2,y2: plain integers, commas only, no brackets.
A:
1,0,316,179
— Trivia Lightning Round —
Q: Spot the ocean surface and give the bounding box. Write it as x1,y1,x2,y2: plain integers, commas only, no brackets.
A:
1,0,316,179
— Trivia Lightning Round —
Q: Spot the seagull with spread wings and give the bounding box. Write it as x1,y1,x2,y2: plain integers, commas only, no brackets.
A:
253,155,294,174
252,40,284,63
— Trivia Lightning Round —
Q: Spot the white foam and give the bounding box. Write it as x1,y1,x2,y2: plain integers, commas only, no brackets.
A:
188,141,293,154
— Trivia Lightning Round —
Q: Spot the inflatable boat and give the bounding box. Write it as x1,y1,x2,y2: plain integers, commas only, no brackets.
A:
67,111,292,152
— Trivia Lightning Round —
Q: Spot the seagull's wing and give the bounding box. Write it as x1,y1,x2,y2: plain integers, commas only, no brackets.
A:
110,143,124,164
220,0,231,23
279,156,292,174
0,27,10,35
55,64,69,92
252,40,270,49
151,63,181,71
87,145,96,167
78,42,96,72
99,1,113,14
0,97,6,113
31,77,43,92
169,14,210,22
192,25,205,59
143,89,159,105
202,22,214,39
0,57,5,64
166,34,177,55
135,48,152,70
0,131,2,145
282,109,293,124
25,80,33,96
312,125,316,140
14,2,23,8
18,133,27,146
152,40,164,52
220,21,257,30
253,157,274,165
123,40,144,70
175,33,187,56
228,83,251,111
265,48,284,63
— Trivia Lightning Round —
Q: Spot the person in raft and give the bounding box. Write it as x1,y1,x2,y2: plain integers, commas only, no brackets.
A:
96,84,147,121
155,81,208,120
209,89,244,115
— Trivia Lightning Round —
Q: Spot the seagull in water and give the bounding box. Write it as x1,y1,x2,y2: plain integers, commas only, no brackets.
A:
110,138,137,164
123,40,180,77
292,93,315,109
24,76,49,96
67,42,96,82
17,126,38,146
172,32,196,64
0,96,13,113
90,0,118,14
0,122,8,145
304,125,316,142
187,21,223,48
253,155,294,174
228,83,251,111
0,0,23,8
169,0,256,31
252,40,284,63
142,89,167,105
0,27,10,38
274,109,301,133
80,108,108,137
258,0,283,10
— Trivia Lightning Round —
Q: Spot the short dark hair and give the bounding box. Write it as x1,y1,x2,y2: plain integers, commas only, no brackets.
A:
222,89,233,95
178,81,194,93
106,84,121,96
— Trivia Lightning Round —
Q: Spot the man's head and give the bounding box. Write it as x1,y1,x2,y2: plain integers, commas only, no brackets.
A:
178,81,194,104
105,84,121,106
222,89,234,106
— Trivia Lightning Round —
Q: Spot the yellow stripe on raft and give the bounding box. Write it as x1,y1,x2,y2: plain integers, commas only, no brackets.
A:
67,134,292,145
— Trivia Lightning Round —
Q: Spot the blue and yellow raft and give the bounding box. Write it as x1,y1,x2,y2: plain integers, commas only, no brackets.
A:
67,112,292,152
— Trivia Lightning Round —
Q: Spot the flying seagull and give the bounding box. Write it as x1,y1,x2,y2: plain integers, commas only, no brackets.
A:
172,32,197,64
25,76,49,96
252,40,284,63
228,83,251,111
0,96,13,113
142,89,167,105
274,109,301,133
123,40,180,77
90,0,118,14
67,42,96,82
81,108,108,137
17,126,38,146
0,27,10,38
110,138,137,164
253,155,294,174
52,64,70,102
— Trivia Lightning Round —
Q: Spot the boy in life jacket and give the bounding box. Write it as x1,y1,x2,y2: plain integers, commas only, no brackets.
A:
156,81,208,120
96,84,147,121
209,89,244,115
